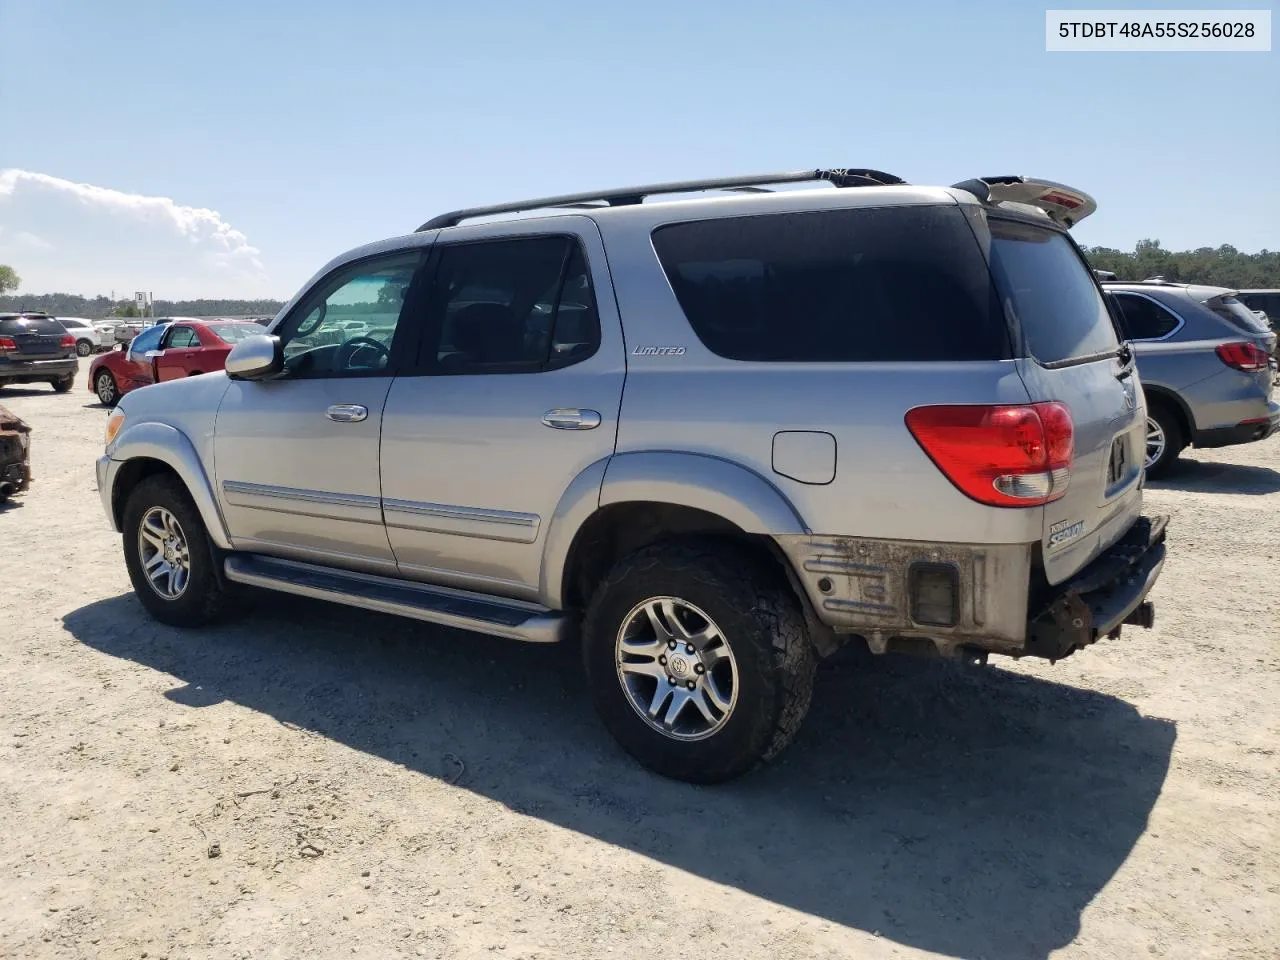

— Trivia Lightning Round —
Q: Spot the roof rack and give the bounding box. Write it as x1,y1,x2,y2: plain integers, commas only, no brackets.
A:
415,168,907,231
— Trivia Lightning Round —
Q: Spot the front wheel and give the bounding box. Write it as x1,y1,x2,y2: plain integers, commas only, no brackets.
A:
122,474,234,627
95,370,119,406
51,375,74,393
582,541,817,784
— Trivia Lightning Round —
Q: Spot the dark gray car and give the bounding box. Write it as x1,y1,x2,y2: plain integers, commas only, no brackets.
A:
1103,281,1279,475
0,313,80,393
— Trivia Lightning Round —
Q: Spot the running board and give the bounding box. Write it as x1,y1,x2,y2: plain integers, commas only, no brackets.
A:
223,553,566,643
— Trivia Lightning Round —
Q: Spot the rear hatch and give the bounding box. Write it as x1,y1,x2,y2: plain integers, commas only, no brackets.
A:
1202,291,1278,370
0,316,74,361
980,216,1145,584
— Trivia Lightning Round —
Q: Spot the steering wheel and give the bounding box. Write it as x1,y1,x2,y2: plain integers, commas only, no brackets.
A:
333,335,390,371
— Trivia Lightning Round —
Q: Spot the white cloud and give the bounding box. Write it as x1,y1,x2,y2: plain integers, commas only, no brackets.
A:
0,169,273,299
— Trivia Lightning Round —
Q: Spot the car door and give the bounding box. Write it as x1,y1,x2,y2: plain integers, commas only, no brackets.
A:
983,217,1145,586
379,221,625,602
212,248,429,572
152,324,202,382
118,323,169,391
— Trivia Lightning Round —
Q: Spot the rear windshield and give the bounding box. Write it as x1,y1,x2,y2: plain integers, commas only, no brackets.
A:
651,205,1011,362
1208,296,1273,335
0,316,66,336
211,323,265,344
985,219,1119,364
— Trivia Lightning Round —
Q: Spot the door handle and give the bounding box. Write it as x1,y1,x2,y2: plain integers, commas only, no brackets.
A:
541,408,601,430
326,403,369,423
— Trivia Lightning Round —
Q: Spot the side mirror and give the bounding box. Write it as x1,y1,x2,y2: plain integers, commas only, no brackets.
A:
225,334,284,381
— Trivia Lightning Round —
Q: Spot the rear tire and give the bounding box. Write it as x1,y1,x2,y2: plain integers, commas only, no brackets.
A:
51,375,74,393
76,339,93,357
122,474,234,627
1144,404,1184,478
582,540,817,784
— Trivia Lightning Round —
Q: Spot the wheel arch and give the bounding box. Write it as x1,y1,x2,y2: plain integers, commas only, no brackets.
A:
1141,383,1194,443
108,422,232,549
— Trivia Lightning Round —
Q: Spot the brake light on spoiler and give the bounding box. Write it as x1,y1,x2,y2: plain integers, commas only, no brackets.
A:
950,176,1098,228
906,402,1075,508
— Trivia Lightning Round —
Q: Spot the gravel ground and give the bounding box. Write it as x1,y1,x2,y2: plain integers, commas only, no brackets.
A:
1,366,1277,960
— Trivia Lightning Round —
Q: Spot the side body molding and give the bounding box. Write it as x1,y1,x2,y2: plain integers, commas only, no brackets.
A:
106,421,233,549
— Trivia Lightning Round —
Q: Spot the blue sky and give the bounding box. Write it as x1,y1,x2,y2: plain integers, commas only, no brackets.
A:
1,0,1276,298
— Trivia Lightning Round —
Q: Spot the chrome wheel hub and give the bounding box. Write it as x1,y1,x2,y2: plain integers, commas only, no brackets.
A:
138,506,191,600
1145,416,1166,469
615,597,738,741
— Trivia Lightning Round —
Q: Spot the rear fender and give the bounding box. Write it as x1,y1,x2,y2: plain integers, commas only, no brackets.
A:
107,421,232,549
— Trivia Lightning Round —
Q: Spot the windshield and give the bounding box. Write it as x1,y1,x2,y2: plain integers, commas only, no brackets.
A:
211,323,265,344
986,219,1119,364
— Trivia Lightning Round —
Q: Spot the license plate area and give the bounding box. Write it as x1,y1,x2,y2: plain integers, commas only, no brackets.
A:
1106,435,1128,487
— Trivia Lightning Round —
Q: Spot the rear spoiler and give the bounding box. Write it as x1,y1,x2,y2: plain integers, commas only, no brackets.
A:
950,176,1097,229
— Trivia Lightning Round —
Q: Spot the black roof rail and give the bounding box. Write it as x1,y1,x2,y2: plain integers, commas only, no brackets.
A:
415,168,908,231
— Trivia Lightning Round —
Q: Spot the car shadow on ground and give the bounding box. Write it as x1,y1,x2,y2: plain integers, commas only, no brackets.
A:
64,593,1175,960
0,386,62,399
1148,455,1280,495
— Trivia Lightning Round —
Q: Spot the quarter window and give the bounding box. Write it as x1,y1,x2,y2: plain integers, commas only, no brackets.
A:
1112,294,1181,341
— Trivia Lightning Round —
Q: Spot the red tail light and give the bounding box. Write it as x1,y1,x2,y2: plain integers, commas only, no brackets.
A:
59,334,76,348
1215,341,1270,372
0,336,15,353
905,402,1074,508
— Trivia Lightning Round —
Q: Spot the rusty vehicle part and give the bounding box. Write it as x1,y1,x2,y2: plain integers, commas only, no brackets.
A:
0,403,33,501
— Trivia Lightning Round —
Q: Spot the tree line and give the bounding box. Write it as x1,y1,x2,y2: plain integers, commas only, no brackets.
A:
0,288,286,319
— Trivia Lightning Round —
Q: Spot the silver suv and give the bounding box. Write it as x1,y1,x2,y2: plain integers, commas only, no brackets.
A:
97,169,1168,783
1102,280,1278,476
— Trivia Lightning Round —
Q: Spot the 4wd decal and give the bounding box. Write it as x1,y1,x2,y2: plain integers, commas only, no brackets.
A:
1048,518,1085,549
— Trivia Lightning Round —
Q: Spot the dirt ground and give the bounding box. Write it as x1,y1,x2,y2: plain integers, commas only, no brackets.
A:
1,365,1277,960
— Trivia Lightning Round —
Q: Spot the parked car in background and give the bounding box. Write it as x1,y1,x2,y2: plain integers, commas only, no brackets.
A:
0,312,80,392
88,319,263,405
1236,288,1280,334
1103,279,1279,475
54,316,110,356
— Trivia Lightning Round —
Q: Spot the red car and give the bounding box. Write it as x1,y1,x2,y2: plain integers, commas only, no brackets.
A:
88,319,265,406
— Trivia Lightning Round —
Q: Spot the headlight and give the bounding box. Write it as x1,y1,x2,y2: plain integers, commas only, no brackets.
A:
105,410,126,446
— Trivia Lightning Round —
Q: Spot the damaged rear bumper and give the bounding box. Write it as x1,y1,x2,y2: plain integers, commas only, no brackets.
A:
1023,515,1168,662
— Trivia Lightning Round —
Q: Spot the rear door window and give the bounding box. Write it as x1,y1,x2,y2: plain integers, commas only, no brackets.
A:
1112,293,1182,340
651,205,1010,362
164,326,200,348
985,219,1119,364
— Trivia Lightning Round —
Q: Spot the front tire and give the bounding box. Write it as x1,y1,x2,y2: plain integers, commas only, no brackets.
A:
95,370,119,406
582,541,817,784
1144,404,1184,478
122,474,233,627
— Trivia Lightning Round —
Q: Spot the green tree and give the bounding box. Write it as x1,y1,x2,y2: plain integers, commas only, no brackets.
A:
0,264,19,294
113,303,140,318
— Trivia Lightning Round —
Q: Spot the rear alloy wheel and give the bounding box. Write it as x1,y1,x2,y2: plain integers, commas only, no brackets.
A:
51,375,74,393
76,339,93,357
583,541,817,783
95,371,119,406
1144,406,1183,478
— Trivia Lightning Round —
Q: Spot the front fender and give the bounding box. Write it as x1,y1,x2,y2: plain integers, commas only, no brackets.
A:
104,421,232,549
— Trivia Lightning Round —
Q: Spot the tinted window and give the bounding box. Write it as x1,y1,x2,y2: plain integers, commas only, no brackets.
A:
211,323,265,344
277,251,423,377
652,206,1009,362
986,219,1118,364
1112,293,1181,340
165,326,199,348
420,236,601,372
0,316,66,336
1208,296,1273,334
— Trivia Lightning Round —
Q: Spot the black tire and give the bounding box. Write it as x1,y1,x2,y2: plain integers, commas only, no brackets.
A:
582,540,817,784
95,370,118,406
1144,403,1184,479
122,474,234,627
76,339,93,357
50,375,74,393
